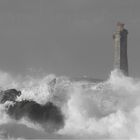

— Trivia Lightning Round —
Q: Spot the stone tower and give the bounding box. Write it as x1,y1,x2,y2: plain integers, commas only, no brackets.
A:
113,22,128,76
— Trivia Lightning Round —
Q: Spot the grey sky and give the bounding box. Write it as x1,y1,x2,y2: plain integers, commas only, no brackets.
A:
0,0,139,79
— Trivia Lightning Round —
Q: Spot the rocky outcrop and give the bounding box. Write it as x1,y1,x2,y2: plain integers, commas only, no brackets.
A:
0,89,21,103
8,100,64,132
0,88,64,132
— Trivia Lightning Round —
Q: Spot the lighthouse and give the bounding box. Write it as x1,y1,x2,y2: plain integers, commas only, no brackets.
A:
113,22,129,76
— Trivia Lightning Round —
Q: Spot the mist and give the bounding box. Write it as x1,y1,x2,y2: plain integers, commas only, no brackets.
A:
0,70,139,139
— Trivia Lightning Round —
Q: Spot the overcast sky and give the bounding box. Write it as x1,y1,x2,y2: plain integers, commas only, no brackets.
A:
0,0,139,79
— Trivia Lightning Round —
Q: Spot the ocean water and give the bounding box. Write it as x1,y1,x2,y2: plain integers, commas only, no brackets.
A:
0,70,140,140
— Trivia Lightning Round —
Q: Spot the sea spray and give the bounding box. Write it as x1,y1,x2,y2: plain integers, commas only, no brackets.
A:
58,70,140,139
0,70,140,139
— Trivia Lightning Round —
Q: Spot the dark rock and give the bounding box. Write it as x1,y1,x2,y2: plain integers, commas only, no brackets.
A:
0,89,21,103
0,88,64,132
7,100,64,132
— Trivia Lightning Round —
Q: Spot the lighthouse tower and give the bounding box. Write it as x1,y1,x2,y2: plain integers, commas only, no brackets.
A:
113,22,129,76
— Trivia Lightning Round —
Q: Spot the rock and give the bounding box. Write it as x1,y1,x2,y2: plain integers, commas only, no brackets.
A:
7,100,64,132
0,89,21,103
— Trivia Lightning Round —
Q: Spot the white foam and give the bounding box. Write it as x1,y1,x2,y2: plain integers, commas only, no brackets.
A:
0,70,140,139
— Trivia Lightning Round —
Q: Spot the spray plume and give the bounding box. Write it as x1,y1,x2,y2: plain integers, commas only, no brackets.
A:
0,70,140,139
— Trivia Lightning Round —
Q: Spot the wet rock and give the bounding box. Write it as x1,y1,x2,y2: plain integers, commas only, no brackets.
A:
7,100,64,132
0,89,21,103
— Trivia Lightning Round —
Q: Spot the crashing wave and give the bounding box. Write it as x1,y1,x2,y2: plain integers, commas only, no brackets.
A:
0,70,140,139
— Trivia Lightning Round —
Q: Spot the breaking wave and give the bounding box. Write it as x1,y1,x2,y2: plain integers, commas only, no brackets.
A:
0,70,140,139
